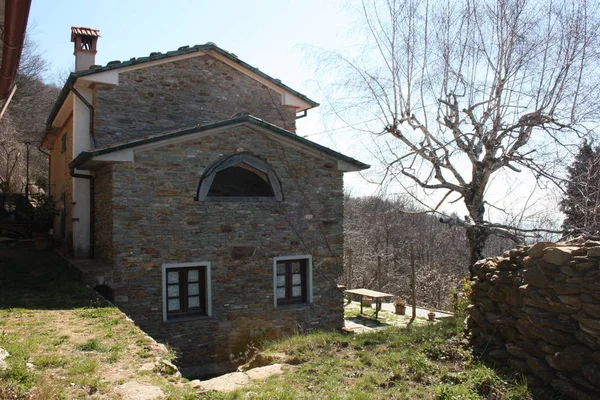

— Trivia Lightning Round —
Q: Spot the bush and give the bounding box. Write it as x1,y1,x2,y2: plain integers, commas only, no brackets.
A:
450,278,472,318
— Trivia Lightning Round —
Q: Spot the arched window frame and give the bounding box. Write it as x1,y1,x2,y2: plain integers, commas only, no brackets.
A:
195,153,284,202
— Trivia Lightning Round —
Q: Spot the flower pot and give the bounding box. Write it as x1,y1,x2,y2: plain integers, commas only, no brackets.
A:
427,312,436,321
395,305,406,315
362,297,373,307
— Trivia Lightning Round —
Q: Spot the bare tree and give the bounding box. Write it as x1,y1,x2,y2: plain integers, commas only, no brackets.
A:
344,195,507,309
0,140,21,193
0,36,58,194
324,0,600,269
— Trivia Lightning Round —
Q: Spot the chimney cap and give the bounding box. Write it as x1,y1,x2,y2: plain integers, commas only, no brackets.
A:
71,27,101,42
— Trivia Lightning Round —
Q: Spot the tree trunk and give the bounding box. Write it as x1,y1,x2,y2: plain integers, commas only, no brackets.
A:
466,189,489,277
466,226,488,270
377,255,382,291
408,243,417,329
347,248,353,290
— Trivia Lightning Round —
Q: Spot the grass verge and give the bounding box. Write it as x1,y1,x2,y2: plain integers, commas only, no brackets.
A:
205,318,534,400
0,247,196,400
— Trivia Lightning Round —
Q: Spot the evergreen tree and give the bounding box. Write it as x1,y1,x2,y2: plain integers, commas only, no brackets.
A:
560,143,600,235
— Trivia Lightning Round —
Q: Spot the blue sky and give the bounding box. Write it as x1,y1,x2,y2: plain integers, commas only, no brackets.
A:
29,0,352,80
25,1,566,222
28,0,377,193
28,0,353,132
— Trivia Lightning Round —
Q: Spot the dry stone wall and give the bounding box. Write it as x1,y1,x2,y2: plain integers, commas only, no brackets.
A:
468,239,600,400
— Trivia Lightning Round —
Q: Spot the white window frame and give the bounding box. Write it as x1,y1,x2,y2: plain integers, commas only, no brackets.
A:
273,255,313,308
162,262,212,322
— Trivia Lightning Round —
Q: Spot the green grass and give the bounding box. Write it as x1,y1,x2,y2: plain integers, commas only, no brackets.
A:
207,318,534,399
343,301,428,328
0,247,540,399
0,247,198,399
67,355,98,375
33,353,67,368
0,249,90,309
75,338,110,352
0,334,38,397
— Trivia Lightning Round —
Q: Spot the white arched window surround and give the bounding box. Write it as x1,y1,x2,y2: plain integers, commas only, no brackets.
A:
195,153,284,202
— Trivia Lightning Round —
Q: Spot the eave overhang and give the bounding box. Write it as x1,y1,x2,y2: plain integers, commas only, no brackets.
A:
69,115,369,173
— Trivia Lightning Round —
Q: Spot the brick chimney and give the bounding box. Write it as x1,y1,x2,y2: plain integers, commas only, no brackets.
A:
71,27,101,72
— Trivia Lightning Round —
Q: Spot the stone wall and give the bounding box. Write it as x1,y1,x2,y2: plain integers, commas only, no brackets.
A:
93,164,113,264
90,125,345,375
93,54,298,148
468,240,600,400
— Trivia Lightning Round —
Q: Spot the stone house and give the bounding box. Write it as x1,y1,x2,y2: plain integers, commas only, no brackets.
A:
40,27,368,375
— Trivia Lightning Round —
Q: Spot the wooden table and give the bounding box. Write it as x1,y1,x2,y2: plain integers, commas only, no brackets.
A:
345,288,395,319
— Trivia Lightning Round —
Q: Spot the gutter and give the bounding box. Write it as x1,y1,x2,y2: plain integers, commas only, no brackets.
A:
69,167,95,259
0,0,32,99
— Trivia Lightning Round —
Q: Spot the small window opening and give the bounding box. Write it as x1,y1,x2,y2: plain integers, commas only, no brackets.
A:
276,259,308,305
196,153,283,202
81,36,93,50
273,255,313,308
208,164,274,197
162,262,212,321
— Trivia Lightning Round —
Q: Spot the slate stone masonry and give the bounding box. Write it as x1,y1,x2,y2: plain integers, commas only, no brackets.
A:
468,239,600,400
94,164,113,264
93,54,298,148
92,125,345,375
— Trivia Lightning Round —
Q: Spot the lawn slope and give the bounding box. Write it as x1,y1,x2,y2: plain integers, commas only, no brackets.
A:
0,247,196,399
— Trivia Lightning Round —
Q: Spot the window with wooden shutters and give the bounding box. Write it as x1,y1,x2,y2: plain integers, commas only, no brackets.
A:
273,256,312,307
162,263,211,321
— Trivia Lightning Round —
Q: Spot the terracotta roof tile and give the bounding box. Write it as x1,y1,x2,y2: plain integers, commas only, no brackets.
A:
71,27,101,42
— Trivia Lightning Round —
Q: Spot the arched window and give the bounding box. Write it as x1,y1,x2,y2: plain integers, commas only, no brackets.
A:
196,154,283,202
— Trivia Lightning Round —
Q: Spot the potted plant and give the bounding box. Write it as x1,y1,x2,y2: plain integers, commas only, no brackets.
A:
29,194,58,250
427,311,436,321
394,298,406,315
362,296,373,307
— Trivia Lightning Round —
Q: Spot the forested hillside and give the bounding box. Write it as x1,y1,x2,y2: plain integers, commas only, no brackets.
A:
344,196,514,309
0,38,58,194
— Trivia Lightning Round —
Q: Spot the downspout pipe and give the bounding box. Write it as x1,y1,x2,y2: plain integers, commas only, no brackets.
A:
70,85,97,149
69,167,95,259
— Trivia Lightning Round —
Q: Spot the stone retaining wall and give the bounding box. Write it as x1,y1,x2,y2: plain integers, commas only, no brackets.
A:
468,240,600,400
